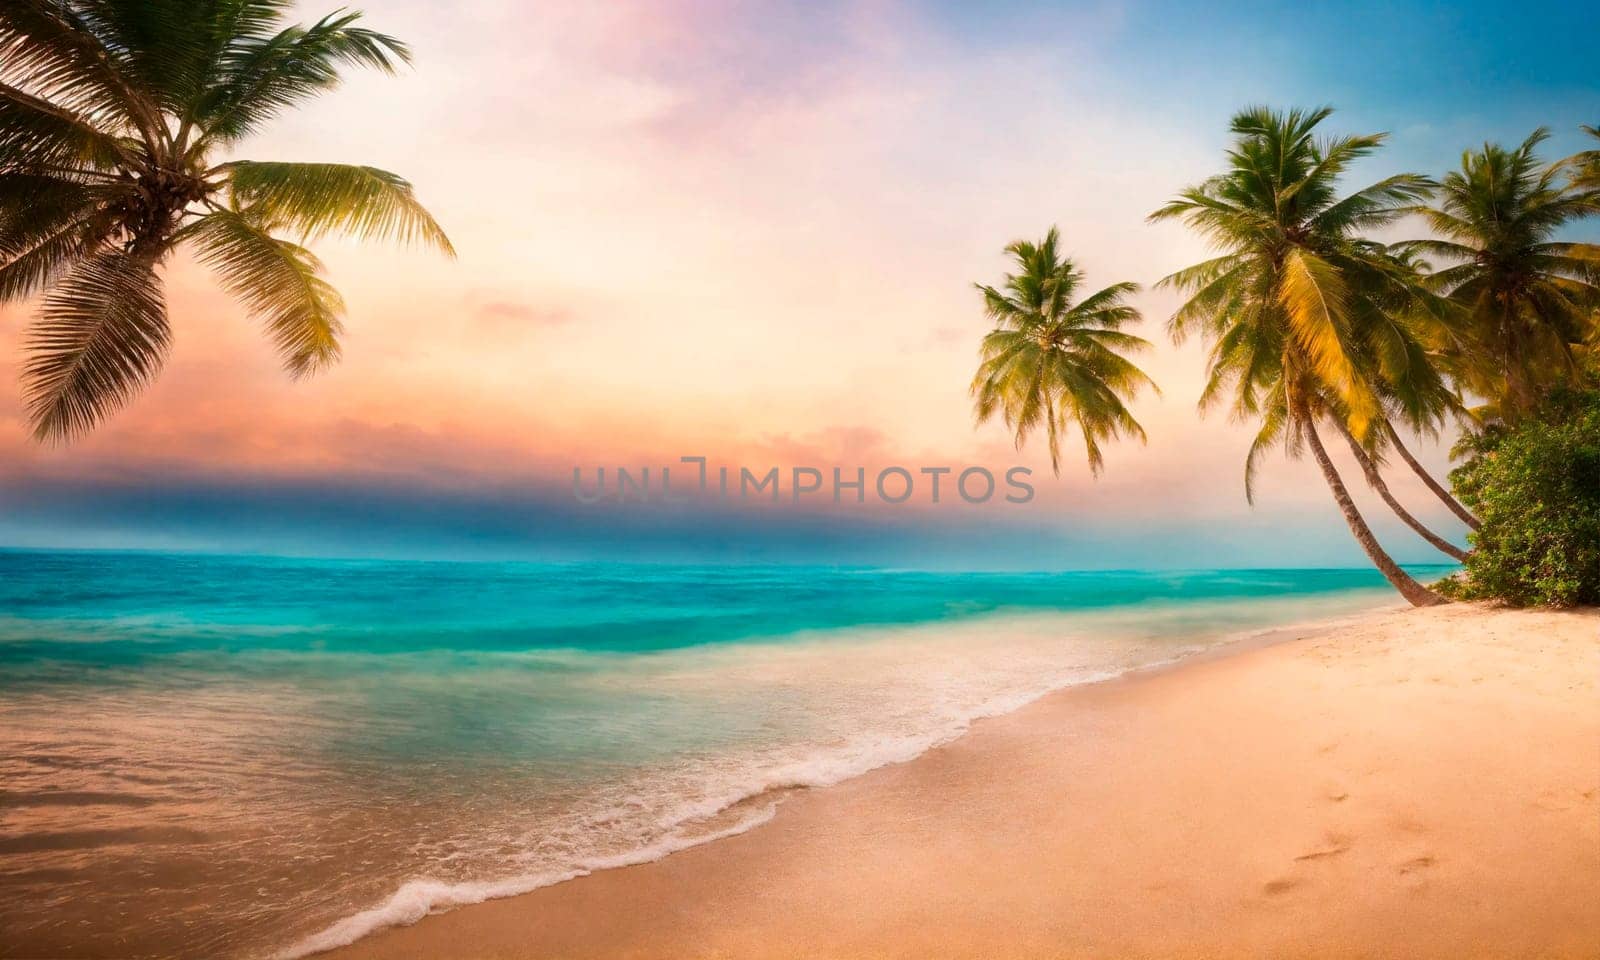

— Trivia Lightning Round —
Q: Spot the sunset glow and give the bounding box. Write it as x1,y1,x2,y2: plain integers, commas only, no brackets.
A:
2,0,1592,564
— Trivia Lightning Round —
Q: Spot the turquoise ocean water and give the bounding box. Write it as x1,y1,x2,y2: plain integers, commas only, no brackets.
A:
0,550,1451,958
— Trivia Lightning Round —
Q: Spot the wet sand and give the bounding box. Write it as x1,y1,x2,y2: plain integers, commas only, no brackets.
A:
328,603,1600,959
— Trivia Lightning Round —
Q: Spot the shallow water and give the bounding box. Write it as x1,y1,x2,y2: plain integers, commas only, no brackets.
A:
0,551,1449,958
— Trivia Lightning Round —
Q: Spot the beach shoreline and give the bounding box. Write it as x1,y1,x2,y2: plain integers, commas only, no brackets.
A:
322,601,1600,960
281,602,1392,959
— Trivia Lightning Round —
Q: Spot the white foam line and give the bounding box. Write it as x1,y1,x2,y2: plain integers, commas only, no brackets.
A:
275,601,1389,959
274,666,1116,960
275,803,777,959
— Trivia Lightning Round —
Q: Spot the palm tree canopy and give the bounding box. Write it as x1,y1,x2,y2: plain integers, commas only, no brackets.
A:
1398,128,1600,419
1146,107,1447,606
1582,126,1600,367
1,0,453,442
1147,105,1446,498
971,226,1158,476
1570,124,1600,192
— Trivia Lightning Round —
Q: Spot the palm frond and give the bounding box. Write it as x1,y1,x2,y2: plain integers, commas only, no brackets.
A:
0,80,138,170
185,208,345,377
223,160,454,254
1069,280,1140,318
66,0,217,114
0,1,165,150
1277,248,1360,403
23,248,168,442
1313,173,1435,233
0,175,125,301
194,11,409,145
1243,383,1288,504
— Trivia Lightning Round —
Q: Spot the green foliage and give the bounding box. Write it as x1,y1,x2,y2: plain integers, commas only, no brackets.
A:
971,226,1157,476
0,0,450,442
184,208,344,377
1400,130,1600,421
1148,106,1449,499
1569,125,1600,192
23,249,168,439
226,161,454,253
1442,390,1600,606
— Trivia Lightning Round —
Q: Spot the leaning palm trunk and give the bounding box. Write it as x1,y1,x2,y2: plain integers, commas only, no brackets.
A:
1383,422,1481,531
1301,416,1445,607
1333,420,1469,562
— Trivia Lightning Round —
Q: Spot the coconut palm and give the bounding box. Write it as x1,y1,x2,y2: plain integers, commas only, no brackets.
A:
1149,106,1446,606
0,0,453,442
971,227,1157,476
1400,129,1600,421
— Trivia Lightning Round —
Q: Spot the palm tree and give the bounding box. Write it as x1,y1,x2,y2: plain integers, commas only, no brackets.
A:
1149,106,1445,606
1,1,453,442
1401,129,1600,421
971,227,1157,476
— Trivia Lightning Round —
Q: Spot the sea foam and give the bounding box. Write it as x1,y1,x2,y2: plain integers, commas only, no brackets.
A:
276,655,1129,959
278,598,1392,957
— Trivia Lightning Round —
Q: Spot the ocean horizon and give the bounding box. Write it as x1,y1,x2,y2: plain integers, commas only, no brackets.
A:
0,550,1455,958
2,0,1592,954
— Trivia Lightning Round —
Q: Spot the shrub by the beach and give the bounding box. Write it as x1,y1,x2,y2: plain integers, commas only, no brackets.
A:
1441,390,1600,607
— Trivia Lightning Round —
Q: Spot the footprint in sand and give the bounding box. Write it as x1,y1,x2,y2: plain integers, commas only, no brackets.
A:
1389,813,1430,835
1262,832,1354,898
1531,788,1600,813
1293,833,1352,862
1397,855,1436,878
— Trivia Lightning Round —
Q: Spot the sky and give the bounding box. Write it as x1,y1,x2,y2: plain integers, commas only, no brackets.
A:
1,0,1597,568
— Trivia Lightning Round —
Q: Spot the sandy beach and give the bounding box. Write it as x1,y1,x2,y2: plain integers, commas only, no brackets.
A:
326,603,1600,960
